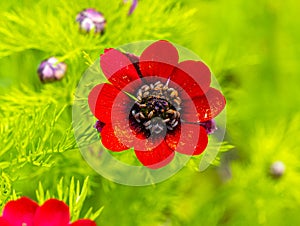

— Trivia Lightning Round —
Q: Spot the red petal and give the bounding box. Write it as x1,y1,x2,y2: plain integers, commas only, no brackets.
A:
0,217,10,226
165,126,181,151
88,83,133,123
71,219,97,226
97,89,153,151
101,123,130,152
171,60,211,98
166,124,208,155
139,40,179,78
33,199,69,226
100,48,141,92
2,197,38,226
134,140,175,169
182,88,226,122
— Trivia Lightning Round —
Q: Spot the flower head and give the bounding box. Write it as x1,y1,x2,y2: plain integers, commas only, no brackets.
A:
88,40,226,169
0,197,96,226
37,57,67,83
76,8,106,34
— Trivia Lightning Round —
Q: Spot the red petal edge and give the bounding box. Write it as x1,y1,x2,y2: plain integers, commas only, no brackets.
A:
134,140,175,169
2,197,38,226
88,83,132,123
100,48,141,92
171,60,211,98
166,124,208,156
33,199,69,226
182,88,226,122
139,40,179,79
71,219,97,226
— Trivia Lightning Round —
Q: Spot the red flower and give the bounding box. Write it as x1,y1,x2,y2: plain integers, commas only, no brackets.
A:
88,40,226,169
0,197,96,226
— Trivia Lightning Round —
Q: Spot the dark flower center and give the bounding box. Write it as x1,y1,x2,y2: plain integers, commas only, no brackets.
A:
130,80,181,137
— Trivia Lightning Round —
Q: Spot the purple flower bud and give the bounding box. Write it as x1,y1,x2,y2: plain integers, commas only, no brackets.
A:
94,120,106,133
37,57,67,83
76,8,106,34
123,0,138,15
200,119,217,134
270,161,285,178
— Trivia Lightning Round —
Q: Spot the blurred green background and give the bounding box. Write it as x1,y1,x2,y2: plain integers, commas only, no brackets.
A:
1,0,300,225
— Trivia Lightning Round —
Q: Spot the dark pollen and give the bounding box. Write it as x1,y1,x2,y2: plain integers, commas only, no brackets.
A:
129,81,181,138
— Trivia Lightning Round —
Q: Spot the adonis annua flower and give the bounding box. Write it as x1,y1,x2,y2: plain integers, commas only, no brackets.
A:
88,40,226,169
0,197,96,226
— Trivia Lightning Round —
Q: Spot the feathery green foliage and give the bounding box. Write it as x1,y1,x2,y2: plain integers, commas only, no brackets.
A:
1,0,300,225
36,177,103,221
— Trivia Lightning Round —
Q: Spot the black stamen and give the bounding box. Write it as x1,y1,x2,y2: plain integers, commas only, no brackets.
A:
129,81,182,136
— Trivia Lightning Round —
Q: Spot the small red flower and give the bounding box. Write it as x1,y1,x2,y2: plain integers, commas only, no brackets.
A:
88,40,226,169
0,197,97,226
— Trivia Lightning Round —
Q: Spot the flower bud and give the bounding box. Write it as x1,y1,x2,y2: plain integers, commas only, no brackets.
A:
200,119,217,134
76,8,106,34
123,0,138,15
94,120,105,133
270,161,285,178
37,57,67,83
